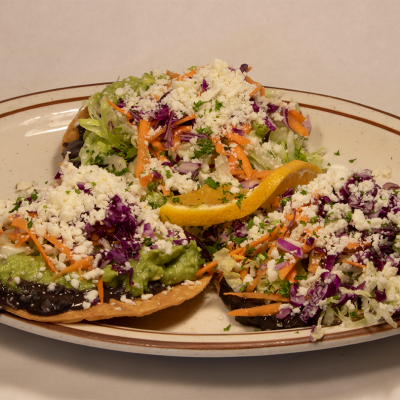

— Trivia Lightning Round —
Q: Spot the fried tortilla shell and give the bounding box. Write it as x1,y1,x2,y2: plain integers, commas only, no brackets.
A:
61,106,90,154
3,275,212,324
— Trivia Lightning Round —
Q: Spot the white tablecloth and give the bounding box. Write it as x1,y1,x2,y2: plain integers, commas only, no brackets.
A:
1,1,399,399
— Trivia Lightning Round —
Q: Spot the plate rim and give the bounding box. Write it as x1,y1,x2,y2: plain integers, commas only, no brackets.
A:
1,84,400,356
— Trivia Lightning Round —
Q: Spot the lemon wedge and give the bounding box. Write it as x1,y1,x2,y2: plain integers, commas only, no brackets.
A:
159,160,321,226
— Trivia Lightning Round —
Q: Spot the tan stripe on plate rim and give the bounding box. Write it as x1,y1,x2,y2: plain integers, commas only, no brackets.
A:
0,85,399,136
3,313,400,351
1,84,400,350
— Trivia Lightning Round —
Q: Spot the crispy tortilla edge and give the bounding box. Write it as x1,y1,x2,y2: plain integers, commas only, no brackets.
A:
3,275,212,324
61,106,90,153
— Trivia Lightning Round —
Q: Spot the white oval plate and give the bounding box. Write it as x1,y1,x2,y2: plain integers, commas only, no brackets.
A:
1,85,400,357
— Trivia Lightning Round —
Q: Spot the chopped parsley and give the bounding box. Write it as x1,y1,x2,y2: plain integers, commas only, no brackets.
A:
278,281,291,298
193,100,209,112
334,150,340,156
218,197,229,203
349,159,357,163
193,138,214,158
75,189,81,195
345,211,352,223
215,100,224,111
204,177,220,189
172,197,180,203
223,324,231,332
301,190,307,195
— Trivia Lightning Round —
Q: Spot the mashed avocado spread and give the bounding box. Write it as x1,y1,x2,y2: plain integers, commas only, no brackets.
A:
0,241,200,297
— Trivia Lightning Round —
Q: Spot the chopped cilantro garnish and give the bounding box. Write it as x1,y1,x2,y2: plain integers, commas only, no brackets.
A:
27,220,33,229
301,190,307,195
280,198,291,207
92,182,97,186
195,127,213,136
327,163,331,166
215,100,224,111
278,281,291,298
248,219,254,229
218,197,229,203
75,189,81,195
310,216,318,224
349,159,357,163
172,197,180,203
193,138,214,158
193,100,209,112
294,275,307,280
66,191,71,195
300,220,307,226
147,182,156,191
223,324,231,332
204,177,220,189
334,150,340,156
345,211,352,223
166,170,172,179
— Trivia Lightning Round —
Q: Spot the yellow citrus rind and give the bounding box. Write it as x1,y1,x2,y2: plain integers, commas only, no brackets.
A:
159,160,321,226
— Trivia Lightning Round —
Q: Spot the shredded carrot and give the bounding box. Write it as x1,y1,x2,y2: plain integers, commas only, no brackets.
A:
173,125,192,134
53,256,94,279
173,114,196,125
195,260,218,277
343,260,367,269
161,186,171,196
246,225,280,250
97,277,104,303
172,131,181,151
212,136,227,155
252,170,273,180
139,173,154,187
242,124,252,134
287,114,309,137
231,143,253,179
343,242,371,253
226,131,250,146
289,109,306,123
272,196,281,208
224,292,290,302
136,120,151,184
106,98,131,118
278,257,299,280
166,70,180,79
246,269,266,292
250,85,262,97
147,126,167,143
150,138,166,152
232,254,246,261
227,303,282,317
12,218,57,273
44,234,75,263
240,268,248,281
154,94,160,101
15,235,29,247
308,250,323,273
175,69,199,81
286,266,298,283
228,153,239,174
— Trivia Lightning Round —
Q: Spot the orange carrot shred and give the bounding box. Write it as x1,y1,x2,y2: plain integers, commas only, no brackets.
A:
343,260,367,269
44,234,75,263
173,114,196,125
226,131,251,146
53,256,94,279
289,109,306,122
136,120,152,185
106,98,131,118
224,292,289,302
227,303,282,317
97,277,104,303
231,143,252,179
12,218,57,273
287,114,309,137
